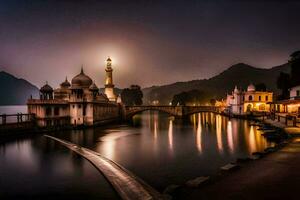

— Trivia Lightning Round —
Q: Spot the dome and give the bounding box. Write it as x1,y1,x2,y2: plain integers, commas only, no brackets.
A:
234,86,239,93
60,77,71,88
247,83,256,92
40,82,53,93
71,67,93,89
89,81,99,91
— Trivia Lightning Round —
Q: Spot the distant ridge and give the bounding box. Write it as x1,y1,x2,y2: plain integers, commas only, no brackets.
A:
0,62,291,105
0,71,39,105
142,63,290,104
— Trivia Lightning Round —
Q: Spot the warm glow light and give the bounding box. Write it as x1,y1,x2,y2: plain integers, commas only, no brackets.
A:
196,113,202,153
192,114,196,130
168,119,173,150
97,131,132,160
154,118,158,140
249,126,257,153
216,115,223,153
227,120,234,153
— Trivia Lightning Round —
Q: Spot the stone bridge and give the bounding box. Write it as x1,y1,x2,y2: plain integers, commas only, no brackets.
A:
123,105,222,119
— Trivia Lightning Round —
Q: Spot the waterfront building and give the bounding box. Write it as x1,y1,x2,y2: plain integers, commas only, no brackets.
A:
226,84,273,115
27,58,120,127
271,85,300,116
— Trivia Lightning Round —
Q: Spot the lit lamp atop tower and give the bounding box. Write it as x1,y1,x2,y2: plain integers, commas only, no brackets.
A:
104,57,116,101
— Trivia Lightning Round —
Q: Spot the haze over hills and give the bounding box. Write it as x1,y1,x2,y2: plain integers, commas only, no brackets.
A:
143,63,290,104
0,62,290,105
0,71,39,105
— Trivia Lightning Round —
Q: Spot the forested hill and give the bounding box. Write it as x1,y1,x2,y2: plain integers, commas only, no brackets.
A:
0,71,39,105
142,63,290,104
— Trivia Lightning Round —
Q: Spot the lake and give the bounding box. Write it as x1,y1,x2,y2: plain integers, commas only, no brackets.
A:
0,106,274,199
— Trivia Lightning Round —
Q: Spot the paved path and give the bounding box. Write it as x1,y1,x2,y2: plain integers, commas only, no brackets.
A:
44,135,163,200
177,138,300,200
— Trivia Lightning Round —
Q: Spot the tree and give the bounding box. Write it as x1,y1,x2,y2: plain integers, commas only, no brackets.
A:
255,83,267,91
172,92,189,106
121,85,143,106
289,50,300,87
210,99,216,106
276,72,290,100
171,90,205,106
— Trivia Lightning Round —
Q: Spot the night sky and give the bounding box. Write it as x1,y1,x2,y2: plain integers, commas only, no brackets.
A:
0,0,299,88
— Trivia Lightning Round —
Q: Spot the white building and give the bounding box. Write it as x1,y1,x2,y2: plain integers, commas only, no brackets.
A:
226,84,273,115
289,85,300,100
271,85,300,115
27,58,120,127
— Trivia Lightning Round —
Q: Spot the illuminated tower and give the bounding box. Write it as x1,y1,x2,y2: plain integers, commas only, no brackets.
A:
104,57,116,101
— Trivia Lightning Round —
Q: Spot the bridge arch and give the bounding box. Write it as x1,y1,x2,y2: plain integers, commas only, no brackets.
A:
124,106,183,119
123,105,221,120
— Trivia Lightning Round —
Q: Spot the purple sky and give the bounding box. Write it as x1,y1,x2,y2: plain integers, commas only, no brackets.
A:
0,0,299,89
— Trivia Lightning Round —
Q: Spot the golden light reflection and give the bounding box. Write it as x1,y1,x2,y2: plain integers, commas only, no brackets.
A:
249,126,257,153
97,132,131,160
168,119,173,150
100,138,115,160
154,118,158,140
192,114,197,130
227,120,234,153
216,115,223,153
196,114,202,153
232,120,239,147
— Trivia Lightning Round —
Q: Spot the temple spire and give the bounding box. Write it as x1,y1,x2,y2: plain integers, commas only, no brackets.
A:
81,65,84,74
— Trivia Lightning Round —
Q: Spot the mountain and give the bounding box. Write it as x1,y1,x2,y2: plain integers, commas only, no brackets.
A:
0,71,39,105
143,63,290,104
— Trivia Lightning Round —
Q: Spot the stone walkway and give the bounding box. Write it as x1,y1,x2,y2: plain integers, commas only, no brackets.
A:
44,135,163,200
176,138,300,200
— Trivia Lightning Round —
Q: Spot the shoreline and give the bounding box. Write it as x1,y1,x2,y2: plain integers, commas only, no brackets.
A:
173,137,300,200
169,115,300,199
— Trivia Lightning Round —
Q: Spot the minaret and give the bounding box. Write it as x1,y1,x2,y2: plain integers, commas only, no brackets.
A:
104,57,116,101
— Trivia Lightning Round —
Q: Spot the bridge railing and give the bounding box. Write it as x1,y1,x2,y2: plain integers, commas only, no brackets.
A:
0,113,35,125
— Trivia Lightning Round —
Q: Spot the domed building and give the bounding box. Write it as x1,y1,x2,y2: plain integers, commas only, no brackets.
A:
247,83,256,92
28,63,120,127
226,84,273,115
54,77,71,100
40,82,53,100
71,67,93,89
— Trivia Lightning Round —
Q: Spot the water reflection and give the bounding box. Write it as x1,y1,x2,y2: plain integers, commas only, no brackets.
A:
196,114,202,153
99,135,116,160
168,119,173,151
0,111,276,197
216,115,223,153
249,126,257,153
227,121,234,153
154,115,158,140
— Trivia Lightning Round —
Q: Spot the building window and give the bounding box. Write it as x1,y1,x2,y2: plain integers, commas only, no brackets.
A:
266,96,269,101
72,105,75,108
83,105,86,116
297,90,300,96
259,96,261,101
46,107,51,116
78,105,81,109
259,104,266,110
46,120,52,126
248,95,253,101
54,107,59,116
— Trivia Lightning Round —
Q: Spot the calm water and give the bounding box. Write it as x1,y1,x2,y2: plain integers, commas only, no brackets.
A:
0,105,27,114
0,106,275,199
